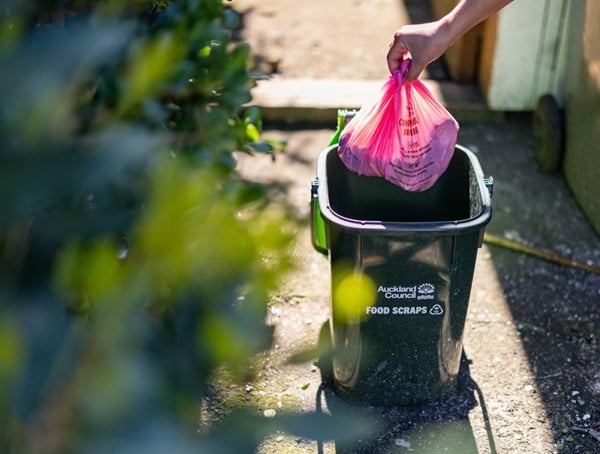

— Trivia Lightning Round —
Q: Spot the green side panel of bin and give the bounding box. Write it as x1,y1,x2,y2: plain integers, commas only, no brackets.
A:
310,180,328,254
316,145,491,406
311,109,358,254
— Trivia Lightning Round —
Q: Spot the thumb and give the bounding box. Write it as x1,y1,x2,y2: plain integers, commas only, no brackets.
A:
386,38,408,74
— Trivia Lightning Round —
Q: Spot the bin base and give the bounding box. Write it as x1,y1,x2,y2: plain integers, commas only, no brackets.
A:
328,313,463,407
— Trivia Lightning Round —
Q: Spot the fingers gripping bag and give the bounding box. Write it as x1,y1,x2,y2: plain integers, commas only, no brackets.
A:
338,58,459,192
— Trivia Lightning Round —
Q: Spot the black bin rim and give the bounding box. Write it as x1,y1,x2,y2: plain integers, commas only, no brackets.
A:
316,144,492,235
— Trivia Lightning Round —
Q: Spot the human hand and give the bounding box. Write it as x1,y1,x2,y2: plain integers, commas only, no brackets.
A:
386,20,451,81
388,0,512,80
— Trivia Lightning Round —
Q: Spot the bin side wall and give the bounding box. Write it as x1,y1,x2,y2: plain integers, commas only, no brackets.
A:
328,230,481,406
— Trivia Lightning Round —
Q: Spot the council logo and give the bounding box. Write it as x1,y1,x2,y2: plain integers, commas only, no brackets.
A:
417,283,435,300
418,283,435,294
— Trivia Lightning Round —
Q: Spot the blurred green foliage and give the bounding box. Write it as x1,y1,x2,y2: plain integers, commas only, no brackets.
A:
0,0,305,451
0,1,379,451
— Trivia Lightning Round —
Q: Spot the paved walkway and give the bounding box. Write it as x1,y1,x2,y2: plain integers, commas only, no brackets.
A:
235,119,600,453
234,1,600,452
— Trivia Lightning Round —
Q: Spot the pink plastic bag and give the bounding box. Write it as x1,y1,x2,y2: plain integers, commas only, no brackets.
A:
338,59,459,191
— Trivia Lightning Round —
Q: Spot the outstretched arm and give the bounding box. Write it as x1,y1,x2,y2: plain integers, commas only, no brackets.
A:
387,0,513,80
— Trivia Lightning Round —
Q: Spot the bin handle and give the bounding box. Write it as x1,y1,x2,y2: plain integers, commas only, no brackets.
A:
484,176,494,198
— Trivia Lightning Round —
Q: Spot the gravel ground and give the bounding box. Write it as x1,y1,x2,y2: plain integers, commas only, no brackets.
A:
215,1,600,452
231,121,600,454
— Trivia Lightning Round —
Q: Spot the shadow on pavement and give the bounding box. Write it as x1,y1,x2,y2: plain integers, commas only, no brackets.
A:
459,118,600,453
314,321,495,453
301,116,599,452
251,114,599,452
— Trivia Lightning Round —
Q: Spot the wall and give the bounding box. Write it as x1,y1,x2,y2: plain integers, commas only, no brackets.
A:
479,0,569,111
563,0,600,235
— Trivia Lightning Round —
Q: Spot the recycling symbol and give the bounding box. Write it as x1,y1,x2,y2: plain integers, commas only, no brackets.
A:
429,304,444,316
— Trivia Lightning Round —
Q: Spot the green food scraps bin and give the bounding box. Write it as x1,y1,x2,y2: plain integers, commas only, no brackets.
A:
311,144,492,406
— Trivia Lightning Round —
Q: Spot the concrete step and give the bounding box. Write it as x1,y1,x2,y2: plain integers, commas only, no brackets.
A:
250,77,504,125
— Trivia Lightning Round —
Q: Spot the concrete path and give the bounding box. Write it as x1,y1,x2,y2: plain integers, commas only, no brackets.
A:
235,119,600,453
250,78,500,125
232,0,600,452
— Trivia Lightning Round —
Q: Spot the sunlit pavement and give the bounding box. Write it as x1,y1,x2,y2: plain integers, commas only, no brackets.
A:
233,0,600,450
235,120,599,452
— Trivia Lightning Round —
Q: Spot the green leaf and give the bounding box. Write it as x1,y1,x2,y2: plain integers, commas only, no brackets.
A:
198,45,211,58
222,8,240,29
245,106,263,131
247,141,273,153
246,123,260,142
